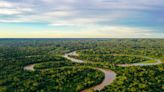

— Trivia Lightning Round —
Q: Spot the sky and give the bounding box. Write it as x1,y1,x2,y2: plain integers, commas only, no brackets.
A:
0,0,164,38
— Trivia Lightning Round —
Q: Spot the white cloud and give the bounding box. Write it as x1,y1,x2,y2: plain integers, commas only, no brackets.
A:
50,22,75,26
49,18,91,26
0,8,21,15
45,11,73,17
0,0,163,38
98,0,164,10
74,25,158,38
0,1,14,8
0,0,33,15
0,8,33,15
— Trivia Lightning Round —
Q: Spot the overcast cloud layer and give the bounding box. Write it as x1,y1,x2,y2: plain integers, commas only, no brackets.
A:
0,0,164,38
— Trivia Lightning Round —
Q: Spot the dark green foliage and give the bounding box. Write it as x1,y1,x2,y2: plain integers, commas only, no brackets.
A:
70,54,149,64
0,39,164,92
102,64,164,92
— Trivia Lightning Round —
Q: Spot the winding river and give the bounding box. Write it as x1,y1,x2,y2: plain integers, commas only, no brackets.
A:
63,51,116,91
24,51,162,91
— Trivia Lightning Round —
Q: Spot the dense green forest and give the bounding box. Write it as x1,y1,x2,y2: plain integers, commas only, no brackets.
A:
69,53,150,64
102,64,164,92
0,39,164,92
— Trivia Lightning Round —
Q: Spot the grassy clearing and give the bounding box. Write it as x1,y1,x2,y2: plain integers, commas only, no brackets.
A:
138,60,156,64
161,59,164,63
160,56,164,63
